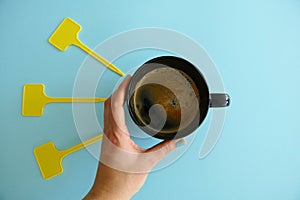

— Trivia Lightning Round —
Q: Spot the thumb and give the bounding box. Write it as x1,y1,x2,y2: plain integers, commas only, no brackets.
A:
145,138,187,166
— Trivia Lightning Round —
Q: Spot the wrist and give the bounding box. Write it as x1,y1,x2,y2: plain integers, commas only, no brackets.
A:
85,188,130,200
84,163,133,200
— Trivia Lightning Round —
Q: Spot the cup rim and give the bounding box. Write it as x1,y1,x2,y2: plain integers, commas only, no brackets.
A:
126,56,210,140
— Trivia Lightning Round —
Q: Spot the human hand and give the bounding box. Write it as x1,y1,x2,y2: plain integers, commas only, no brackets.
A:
84,76,186,200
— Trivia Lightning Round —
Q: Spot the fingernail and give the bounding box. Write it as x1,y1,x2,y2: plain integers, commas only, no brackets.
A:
176,140,186,148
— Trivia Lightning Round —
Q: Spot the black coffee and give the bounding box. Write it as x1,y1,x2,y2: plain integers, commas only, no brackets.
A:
129,67,200,134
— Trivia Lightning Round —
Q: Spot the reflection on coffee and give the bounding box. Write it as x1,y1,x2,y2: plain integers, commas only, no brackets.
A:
129,67,200,135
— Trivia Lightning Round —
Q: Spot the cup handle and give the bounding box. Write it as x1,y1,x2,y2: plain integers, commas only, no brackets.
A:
209,93,230,107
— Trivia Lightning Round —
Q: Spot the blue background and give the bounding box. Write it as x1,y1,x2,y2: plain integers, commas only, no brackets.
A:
1,0,300,199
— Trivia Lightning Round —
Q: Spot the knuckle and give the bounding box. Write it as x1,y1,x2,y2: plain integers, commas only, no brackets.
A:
163,143,172,154
108,133,120,146
165,142,176,153
104,99,111,108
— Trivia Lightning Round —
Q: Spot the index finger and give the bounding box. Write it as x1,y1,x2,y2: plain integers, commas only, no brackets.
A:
110,76,131,130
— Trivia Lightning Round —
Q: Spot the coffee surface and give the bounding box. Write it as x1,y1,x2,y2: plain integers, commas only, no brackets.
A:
130,67,200,134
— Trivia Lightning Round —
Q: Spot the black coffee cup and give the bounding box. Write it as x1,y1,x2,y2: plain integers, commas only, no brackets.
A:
126,56,230,140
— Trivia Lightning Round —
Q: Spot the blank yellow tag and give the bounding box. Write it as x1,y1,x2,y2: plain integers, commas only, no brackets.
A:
22,84,106,116
34,134,103,179
49,17,125,76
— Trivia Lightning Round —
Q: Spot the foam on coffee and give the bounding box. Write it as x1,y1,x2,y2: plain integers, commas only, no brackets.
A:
130,67,200,134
